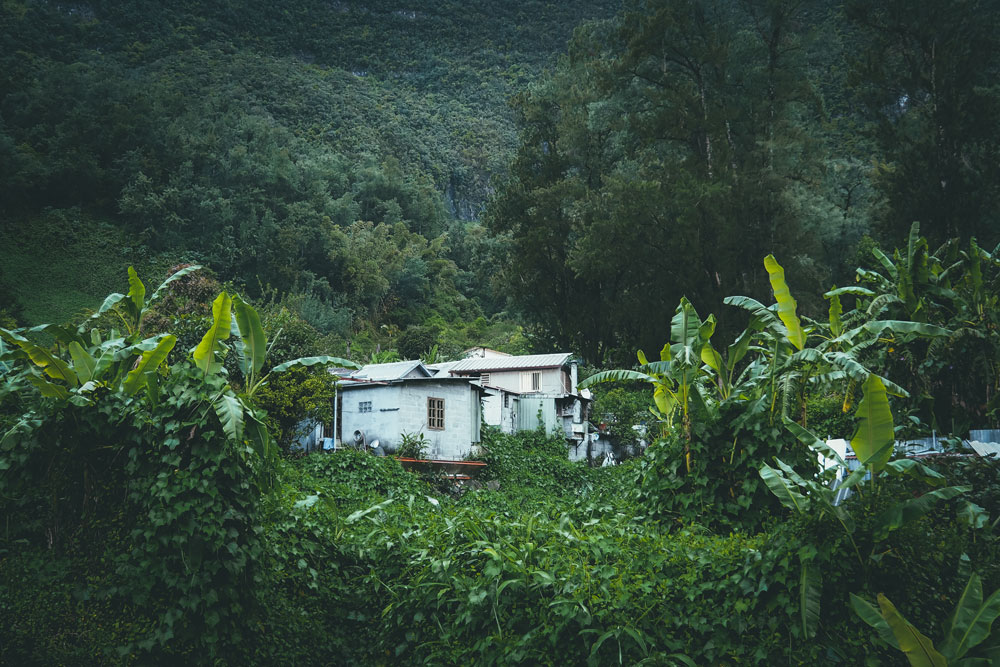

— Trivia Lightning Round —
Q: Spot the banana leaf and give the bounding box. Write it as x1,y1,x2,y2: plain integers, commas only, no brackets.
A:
214,393,245,443
126,266,146,320
783,417,846,467
851,374,894,474
764,254,805,350
148,264,202,305
877,594,948,667
873,485,970,540
943,580,1000,660
851,594,900,649
123,335,176,395
863,320,951,338
800,560,822,639
233,295,267,376
68,342,96,383
759,462,809,513
193,293,233,377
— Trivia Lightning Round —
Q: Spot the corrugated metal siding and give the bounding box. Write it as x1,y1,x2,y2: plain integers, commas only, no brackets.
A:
514,397,559,433
971,429,1000,444
447,353,571,373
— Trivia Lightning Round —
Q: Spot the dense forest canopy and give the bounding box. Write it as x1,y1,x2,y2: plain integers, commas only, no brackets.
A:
487,0,1000,362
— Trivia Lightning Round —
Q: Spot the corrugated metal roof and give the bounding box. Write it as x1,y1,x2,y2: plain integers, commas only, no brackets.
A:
351,360,430,381
426,361,460,375
447,353,572,373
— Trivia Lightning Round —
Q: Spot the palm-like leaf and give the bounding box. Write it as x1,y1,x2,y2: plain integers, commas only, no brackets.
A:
193,293,233,378
764,254,805,350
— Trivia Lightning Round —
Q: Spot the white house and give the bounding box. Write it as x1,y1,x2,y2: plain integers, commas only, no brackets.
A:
440,353,591,448
336,360,485,460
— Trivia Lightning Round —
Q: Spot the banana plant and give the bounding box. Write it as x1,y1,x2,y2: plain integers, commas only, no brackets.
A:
852,572,1000,666
1,268,361,469
580,298,720,471
191,288,360,462
760,375,970,641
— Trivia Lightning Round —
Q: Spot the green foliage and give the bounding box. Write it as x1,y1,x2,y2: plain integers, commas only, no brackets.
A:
252,367,337,453
478,427,589,498
590,385,651,456
395,431,430,460
853,573,1000,666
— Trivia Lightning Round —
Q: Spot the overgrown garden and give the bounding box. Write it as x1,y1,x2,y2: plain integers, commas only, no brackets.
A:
2,225,999,664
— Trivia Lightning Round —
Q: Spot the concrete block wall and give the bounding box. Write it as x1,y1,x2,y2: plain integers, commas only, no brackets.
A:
340,381,479,460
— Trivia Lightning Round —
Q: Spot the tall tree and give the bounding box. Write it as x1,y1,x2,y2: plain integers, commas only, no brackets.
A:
488,0,829,364
846,0,1000,246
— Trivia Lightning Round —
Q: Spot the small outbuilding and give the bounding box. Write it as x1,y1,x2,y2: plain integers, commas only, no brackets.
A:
337,360,485,460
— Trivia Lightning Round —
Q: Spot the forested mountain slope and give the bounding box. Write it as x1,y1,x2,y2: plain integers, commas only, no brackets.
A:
0,0,617,352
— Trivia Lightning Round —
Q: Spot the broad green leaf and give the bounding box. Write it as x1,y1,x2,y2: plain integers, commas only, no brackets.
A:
245,410,273,462
783,417,846,467
148,264,202,305
838,465,868,492
824,286,876,298
947,587,1000,659
637,349,649,365
863,320,951,338
828,291,844,337
345,498,394,523
123,335,176,395
127,266,146,317
68,342,96,383
941,574,984,660
271,355,362,373
698,313,716,342
885,459,946,486
764,254,805,350
653,386,675,415
824,351,909,397
214,393,244,443
670,298,703,366
193,293,233,377
700,343,724,375
26,375,70,400
0,332,78,387
726,325,756,371
872,248,898,280
800,560,822,639
759,463,808,513
144,370,160,410
877,594,948,667
579,369,656,390
723,296,786,338
851,594,900,649
851,375,894,473
957,501,989,530
90,292,126,320
874,486,971,540
232,295,266,376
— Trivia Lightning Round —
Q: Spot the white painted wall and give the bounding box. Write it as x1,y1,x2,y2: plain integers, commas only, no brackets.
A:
483,367,569,395
340,381,481,460
482,389,517,434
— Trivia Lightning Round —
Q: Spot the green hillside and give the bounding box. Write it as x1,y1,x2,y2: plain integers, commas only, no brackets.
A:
0,0,618,353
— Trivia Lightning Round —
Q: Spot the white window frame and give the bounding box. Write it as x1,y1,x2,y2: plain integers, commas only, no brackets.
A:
521,371,541,392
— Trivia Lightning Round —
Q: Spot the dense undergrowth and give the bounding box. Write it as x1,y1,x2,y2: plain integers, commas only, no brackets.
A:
3,244,1000,664
6,424,997,665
